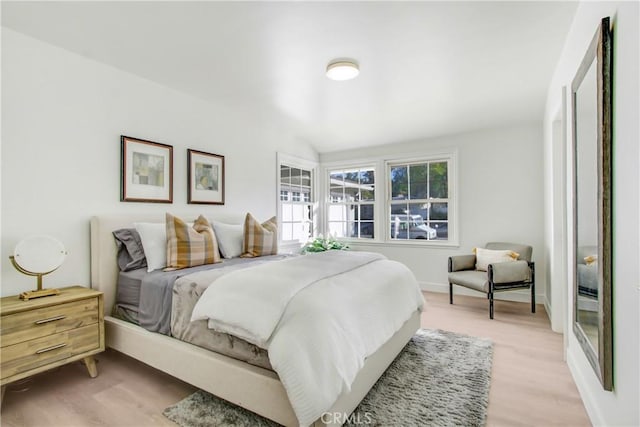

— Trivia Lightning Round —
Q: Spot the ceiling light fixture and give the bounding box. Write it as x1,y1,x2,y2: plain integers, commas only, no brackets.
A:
326,59,359,81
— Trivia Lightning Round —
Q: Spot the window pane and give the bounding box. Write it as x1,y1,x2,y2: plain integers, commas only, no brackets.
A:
280,165,291,184
409,164,428,199
301,222,312,241
391,207,437,240
328,222,346,237
328,205,348,222
359,222,374,239
408,202,427,219
430,221,448,240
329,186,344,202
347,222,358,238
344,171,359,186
282,223,293,241
360,189,374,201
302,188,311,202
360,204,374,221
430,202,448,221
429,162,448,198
359,169,375,185
290,168,302,186
301,169,311,187
292,204,304,221
391,166,408,199
390,215,409,240
390,202,408,215
282,203,293,221
330,171,344,184
292,222,312,242
345,186,358,202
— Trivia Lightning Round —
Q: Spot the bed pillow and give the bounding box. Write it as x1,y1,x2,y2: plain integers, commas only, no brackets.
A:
474,247,519,272
166,213,221,269
241,213,278,258
134,222,167,272
112,228,147,271
211,221,244,259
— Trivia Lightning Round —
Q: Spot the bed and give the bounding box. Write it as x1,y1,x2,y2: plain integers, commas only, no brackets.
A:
90,213,422,427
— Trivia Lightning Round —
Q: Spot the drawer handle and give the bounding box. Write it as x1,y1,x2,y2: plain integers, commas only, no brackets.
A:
35,315,67,325
35,343,67,354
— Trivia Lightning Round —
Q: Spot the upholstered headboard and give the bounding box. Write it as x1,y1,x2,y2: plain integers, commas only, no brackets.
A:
90,212,246,316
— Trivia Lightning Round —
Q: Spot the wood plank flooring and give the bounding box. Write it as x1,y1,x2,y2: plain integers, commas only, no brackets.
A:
1,292,590,426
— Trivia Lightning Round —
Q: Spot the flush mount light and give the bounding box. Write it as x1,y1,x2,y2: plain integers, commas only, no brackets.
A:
326,59,359,81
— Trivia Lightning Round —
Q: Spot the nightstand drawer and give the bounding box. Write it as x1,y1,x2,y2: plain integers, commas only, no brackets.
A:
0,297,99,347
1,323,100,380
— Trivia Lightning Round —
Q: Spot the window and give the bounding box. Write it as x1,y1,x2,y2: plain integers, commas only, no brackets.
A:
327,167,375,239
389,160,449,241
279,163,314,242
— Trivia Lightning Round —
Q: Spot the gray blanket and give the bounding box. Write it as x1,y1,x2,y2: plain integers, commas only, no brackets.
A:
138,255,291,335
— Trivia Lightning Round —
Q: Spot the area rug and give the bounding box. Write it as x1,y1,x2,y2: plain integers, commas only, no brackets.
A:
163,329,493,427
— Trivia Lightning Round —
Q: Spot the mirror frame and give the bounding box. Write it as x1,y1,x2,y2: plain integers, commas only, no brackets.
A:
571,16,613,391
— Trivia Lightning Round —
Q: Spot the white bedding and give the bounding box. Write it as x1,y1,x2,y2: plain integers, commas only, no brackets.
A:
192,250,424,426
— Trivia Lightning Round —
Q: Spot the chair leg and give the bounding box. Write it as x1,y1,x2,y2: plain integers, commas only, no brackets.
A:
531,283,536,313
489,292,494,319
449,283,453,304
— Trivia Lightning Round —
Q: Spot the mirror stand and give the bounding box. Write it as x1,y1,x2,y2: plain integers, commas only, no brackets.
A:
9,256,61,300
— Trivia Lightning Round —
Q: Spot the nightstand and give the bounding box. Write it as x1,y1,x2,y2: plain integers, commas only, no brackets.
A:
0,286,105,402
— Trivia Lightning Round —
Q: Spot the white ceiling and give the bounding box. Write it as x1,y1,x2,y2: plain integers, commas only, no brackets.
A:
2,1,578,153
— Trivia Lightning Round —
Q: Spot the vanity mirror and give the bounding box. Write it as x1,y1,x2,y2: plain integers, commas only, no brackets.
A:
10,235,67,300
571,17,613,391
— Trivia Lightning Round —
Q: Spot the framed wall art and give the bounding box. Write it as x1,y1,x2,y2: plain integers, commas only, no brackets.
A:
188,149,225,204
121,135,173,203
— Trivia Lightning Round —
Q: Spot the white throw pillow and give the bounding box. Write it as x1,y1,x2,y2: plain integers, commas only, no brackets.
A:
474,247,519,272
134,222,167,272
211,221,243,258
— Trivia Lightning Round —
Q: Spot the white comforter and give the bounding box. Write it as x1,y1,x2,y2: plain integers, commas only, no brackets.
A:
191,250,424,426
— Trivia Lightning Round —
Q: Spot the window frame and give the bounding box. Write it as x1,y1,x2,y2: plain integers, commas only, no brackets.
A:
326,164,377,240
277,153,318,244
321,150,458,247
385,155,456,246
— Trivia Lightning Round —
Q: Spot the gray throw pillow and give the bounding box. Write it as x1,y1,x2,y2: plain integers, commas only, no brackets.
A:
113,228,147,271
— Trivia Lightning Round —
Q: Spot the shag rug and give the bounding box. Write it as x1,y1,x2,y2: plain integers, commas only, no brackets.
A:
163,329,493,427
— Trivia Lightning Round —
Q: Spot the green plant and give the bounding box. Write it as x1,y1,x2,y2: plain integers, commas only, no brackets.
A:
301,235,350,254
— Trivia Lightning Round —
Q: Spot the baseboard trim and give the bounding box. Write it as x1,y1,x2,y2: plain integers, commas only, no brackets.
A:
420,281,545,304
567,347,602,426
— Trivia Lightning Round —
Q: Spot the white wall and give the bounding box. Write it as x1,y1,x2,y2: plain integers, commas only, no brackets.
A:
1,28,318,297
544,2,639,425
320,123,546,305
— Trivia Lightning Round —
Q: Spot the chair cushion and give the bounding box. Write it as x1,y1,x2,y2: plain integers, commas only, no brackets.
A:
491,260,531,284
448,270,489,293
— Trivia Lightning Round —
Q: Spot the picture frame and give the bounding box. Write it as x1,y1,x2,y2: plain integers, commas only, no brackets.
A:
121,135,173,203
188,149,225,205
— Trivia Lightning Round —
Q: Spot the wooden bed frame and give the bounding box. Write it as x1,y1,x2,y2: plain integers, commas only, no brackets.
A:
90,213,420,427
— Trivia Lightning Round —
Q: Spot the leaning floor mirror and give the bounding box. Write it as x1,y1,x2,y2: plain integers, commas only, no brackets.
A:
571,16,613,391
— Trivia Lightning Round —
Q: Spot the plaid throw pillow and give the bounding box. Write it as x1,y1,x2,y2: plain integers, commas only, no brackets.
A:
166,213,221,269
241,213,278,258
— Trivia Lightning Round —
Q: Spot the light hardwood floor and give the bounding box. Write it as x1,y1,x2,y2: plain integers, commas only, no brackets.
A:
1,292,591,427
